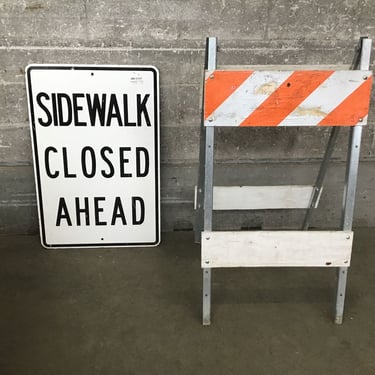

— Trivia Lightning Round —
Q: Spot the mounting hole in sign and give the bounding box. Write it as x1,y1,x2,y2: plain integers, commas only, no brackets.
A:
91,72,94,76
101,238,104,241
287,82,291,87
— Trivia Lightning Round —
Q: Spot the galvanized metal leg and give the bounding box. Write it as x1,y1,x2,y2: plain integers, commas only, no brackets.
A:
335,267,349,324
335,37,371,324
203,126,215,227
194,124,207,243
195,36,217,243
202,125,215,325
200,125,214,326
303,127,340,230
201,37,217,326
203,268,211,325
335,125,363,324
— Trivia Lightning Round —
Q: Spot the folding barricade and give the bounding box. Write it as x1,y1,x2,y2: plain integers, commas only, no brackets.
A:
195,37,373,325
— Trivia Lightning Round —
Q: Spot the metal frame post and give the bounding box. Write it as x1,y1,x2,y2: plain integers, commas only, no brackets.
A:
195,38,212,243
335,37,371,324
202,37,217,326
335,126,362,324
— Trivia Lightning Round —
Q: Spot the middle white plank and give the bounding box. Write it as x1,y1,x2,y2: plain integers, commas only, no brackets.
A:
212,185,318,210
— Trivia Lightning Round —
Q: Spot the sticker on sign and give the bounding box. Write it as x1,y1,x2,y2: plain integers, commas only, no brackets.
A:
26,65,160,248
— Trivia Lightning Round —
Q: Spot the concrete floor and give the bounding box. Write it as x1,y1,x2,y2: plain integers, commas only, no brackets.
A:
1,229,375,374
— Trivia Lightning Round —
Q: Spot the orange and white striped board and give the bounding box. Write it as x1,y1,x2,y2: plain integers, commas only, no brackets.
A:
204,70,373,127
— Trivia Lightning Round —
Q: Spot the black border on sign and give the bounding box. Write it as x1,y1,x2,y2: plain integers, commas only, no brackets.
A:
26,65,160,248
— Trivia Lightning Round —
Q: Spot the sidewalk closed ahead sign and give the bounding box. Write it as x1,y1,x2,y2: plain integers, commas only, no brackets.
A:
26,65,160,248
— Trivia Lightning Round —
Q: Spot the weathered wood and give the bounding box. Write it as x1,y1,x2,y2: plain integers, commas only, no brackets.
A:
204,70,372,127
201,230,353,268
211,185,319,210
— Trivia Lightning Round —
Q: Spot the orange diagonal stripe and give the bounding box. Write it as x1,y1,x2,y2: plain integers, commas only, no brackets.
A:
204,70,253,120
318,76,373,126
239,71,334,126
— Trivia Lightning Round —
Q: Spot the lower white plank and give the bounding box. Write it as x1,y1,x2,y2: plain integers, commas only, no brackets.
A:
201,231,353,268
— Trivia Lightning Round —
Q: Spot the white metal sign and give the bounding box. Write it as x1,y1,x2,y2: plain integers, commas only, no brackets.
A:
26,65,160,248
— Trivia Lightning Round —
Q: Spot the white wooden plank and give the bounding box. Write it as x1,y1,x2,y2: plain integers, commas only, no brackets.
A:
212,185,318,210
201,230,353,268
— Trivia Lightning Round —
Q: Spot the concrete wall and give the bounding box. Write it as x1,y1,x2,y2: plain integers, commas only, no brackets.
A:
1,0,375,234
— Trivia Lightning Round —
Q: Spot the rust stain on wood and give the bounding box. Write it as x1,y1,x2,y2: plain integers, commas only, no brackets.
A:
294,106,327,117
255,82,277,95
